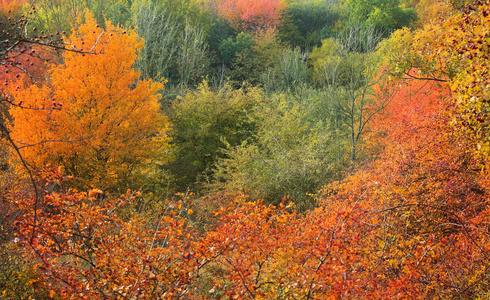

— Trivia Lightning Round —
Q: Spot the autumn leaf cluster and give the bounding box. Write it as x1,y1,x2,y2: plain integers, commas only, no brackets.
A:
2,0,490,299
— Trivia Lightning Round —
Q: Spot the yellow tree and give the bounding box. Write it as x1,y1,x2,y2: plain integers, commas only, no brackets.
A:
9,14,167,190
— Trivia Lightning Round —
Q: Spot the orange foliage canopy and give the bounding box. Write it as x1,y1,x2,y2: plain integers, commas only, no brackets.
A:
369,72,449,149
0,44,59,90
8,14,167,190
14,168,198,299
196,76,490,298
316,76,490,297
215,0,285,32
0,0,27,13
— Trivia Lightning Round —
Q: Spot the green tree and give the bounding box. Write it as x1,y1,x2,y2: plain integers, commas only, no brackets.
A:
261,46,309,94
343,0,417,34
30,0,87,34
229,29,283,87
167,82,263,190
31,0,133,34
309,26,391,162
213,93,334,211
218,32,254,66
279,1,341,50
132,0,211,95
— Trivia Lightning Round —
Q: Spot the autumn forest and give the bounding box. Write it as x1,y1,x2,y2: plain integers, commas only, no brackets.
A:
1,0,490,298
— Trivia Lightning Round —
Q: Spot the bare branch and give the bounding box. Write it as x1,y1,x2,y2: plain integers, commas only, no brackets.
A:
0,120,39,243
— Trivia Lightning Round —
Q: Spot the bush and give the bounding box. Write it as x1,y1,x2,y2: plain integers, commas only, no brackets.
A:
279,1,341,50
213,93,336,211
166,82,264,191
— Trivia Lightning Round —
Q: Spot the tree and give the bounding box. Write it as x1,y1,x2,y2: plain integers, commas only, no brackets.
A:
368,73,448,151
217,31,254,66
229,28,283,88
134,0,210,29
132,0,210,93
309,26,389,162
261,46,309,94
0,1,75,203
132,0,180,82
29,0,87,35
384,0,490,162
197,193,374,299
30,0,133,34
8,14,167,191
175,20,209,90
214,0,286,32
413,0,450,27
315,73,490,297
213,92,334,211
0,4,65,92
14,168,200,299
1,4,95,298
342,0,417,34
438,1,490,164
278,1,341,50
167,82,262,191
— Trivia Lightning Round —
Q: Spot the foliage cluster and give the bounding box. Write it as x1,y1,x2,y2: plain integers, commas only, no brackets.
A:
20,0,425,96
167,82,262,190
8,15,167,191
214,92,334,211
3,0,490,299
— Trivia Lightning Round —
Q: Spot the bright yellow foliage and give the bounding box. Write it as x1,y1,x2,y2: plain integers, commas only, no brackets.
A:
414,0,450,27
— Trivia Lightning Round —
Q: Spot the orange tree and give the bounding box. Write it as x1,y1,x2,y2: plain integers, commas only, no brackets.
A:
0,4,76,298
307,14,490,292
322,78,490,298
1,1,67,178
384,0,490,153
195,197,353,299
8,13,167,191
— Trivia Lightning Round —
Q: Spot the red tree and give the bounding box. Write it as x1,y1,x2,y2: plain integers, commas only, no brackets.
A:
214,0,285,32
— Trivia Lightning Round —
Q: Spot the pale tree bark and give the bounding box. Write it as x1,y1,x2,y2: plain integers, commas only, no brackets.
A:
133,1,179,81
316,26,395,162
133,0,208,92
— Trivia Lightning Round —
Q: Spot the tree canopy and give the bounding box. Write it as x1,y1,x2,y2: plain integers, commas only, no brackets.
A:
3,0,490,298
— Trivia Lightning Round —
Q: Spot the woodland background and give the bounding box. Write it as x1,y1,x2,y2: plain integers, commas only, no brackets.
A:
1,0,490,298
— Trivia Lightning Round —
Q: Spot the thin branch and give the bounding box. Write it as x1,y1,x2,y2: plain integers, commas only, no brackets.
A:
403,72,449,83
0,120,39,243
16,139,78,149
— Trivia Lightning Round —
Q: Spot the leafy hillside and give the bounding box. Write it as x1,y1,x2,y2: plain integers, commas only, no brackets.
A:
1,0,490,298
